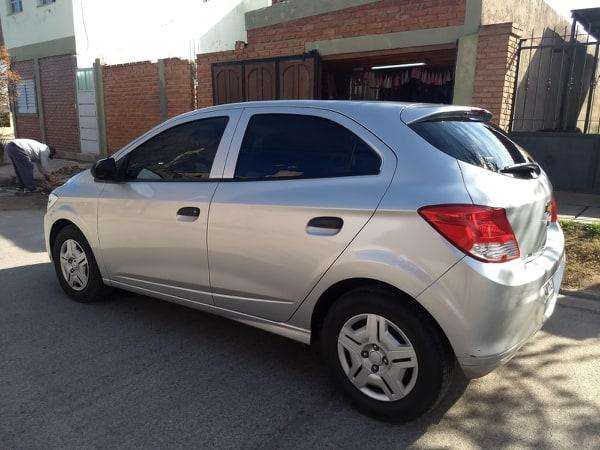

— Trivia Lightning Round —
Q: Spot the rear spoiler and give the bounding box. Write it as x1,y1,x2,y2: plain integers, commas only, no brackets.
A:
401,105,492,125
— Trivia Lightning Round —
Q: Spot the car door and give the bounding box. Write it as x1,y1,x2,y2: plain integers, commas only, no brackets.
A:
97,110,240,304
207,107,397,321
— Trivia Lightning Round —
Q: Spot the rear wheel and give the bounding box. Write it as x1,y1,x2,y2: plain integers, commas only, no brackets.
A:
52,225,110,302
321,287,454,422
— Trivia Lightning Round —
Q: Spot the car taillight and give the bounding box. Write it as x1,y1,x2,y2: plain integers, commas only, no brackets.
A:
550,198,558,223
418,205,520,263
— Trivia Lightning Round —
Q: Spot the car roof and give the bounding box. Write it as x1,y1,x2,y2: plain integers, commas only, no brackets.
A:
178,100,485,125
148,101,489,158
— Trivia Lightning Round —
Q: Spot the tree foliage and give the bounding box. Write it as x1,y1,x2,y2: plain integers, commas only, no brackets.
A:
0,46,20,110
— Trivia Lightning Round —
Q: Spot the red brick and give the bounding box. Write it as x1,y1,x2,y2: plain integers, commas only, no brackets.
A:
197,0,466,108
102,58,194,155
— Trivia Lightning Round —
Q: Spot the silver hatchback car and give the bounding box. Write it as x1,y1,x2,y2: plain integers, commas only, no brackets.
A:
45,101,565,421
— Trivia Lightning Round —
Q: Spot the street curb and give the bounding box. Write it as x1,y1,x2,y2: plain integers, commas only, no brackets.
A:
560,289,600,302
557,294,600,313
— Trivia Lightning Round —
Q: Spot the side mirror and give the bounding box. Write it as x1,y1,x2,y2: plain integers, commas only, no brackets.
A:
91,157,118,182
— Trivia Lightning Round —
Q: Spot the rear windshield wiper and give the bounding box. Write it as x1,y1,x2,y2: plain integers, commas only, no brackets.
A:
500,162,541,175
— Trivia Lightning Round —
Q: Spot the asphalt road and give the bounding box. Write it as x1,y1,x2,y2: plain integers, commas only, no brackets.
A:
1,207,599,449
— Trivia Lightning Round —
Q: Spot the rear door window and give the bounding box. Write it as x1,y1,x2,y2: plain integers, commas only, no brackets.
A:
410,120,528,172
234,114,381,180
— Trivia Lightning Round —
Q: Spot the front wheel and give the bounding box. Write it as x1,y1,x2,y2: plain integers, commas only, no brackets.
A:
320,287,454,422
52,225,111,302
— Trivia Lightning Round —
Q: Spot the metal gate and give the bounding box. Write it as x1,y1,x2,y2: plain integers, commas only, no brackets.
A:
211,51,320,105
76,68,100,154
509,28,600,134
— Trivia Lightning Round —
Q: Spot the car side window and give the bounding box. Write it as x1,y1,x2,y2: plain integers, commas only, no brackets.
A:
234,114,381,180
124,117,229,181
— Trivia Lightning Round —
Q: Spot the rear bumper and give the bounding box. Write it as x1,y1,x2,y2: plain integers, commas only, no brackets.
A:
458,254,564,378
417,223,565,379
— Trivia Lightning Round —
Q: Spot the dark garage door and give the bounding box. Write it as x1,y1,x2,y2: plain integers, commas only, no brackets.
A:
211,52,319,105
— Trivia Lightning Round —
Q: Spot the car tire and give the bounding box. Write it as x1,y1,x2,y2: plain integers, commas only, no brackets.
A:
52,225,111,303
320,286,454,422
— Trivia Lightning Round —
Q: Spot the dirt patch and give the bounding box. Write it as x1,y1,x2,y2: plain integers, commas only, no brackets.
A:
0,190,47,210
560,220,600,296
40,165,86,193
0,164,87,211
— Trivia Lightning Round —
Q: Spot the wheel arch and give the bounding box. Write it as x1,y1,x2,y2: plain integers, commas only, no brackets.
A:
310,277,454,357
49,219,79,255
48,218,103,276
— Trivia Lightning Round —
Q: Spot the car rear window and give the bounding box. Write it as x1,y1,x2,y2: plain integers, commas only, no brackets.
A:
410,120,528,172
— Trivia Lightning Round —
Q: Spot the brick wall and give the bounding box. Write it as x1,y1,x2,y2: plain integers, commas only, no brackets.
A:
12,60,42,141
163,58,194,117
39,55,80,153
102,58,194,154
197,0,466,108
13,56,80,150
471,23,522,130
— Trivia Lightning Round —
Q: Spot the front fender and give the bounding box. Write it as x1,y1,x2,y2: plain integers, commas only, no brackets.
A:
44,171,107,278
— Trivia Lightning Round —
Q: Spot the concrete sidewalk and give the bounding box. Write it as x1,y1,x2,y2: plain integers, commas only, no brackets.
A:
556,191,600,224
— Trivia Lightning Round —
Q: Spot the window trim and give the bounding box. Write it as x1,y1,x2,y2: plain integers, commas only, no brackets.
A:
37,0,56,7
113,110,242,182
222,106,393,182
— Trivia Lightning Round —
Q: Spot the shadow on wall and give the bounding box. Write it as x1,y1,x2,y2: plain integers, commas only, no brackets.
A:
512,27,600,133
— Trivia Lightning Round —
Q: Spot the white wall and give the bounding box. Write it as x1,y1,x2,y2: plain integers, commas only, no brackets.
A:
197,0,270,54
0,0,75,50
72,0,270,68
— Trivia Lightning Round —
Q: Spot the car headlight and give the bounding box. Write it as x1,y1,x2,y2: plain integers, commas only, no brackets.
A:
47,193,59,211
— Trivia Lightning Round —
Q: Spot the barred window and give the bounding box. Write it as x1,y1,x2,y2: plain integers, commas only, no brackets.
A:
16,80,37,114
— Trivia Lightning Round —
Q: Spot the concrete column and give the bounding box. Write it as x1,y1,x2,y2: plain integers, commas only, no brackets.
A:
157,59,168,122
33,58,46,142
93,58,108,156
453,33,479,106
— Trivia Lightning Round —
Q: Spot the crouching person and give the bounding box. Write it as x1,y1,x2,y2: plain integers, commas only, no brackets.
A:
4,139,56,192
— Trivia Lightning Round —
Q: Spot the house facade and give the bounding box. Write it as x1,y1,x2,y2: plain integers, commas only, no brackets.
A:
0,0,270,157
1,0,583,159
198,0,568,131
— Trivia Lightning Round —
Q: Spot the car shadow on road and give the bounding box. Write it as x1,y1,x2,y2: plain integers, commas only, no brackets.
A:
0,208,46,254
2,262,599,448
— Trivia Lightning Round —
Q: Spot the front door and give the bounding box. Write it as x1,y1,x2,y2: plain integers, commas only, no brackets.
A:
207,107,396,321
97,111,240,304
76,69,100,154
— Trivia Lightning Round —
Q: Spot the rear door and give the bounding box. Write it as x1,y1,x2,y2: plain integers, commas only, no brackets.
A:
410,117,551,259
207,107,396,321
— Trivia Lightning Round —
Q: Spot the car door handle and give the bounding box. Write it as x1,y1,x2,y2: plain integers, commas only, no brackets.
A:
177,207,200,222
306,217,343,236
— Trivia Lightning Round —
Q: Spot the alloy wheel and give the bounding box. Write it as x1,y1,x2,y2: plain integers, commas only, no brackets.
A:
59,239,89,291
337,313,419,402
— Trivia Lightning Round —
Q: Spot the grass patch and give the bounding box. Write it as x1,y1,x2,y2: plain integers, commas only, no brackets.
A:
559,220,600,292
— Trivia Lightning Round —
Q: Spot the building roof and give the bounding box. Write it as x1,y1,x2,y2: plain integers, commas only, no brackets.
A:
572,7,600,40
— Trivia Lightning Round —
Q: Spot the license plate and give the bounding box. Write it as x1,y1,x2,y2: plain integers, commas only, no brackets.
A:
543,277,556,319
543,278,555,300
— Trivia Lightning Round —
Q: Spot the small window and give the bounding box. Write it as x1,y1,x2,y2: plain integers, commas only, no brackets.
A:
410,120,527,173
16,79,37,114
76,69,94,91
124,117,229,181
234,114,381,180
38,0,55,6
8,0,23,14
